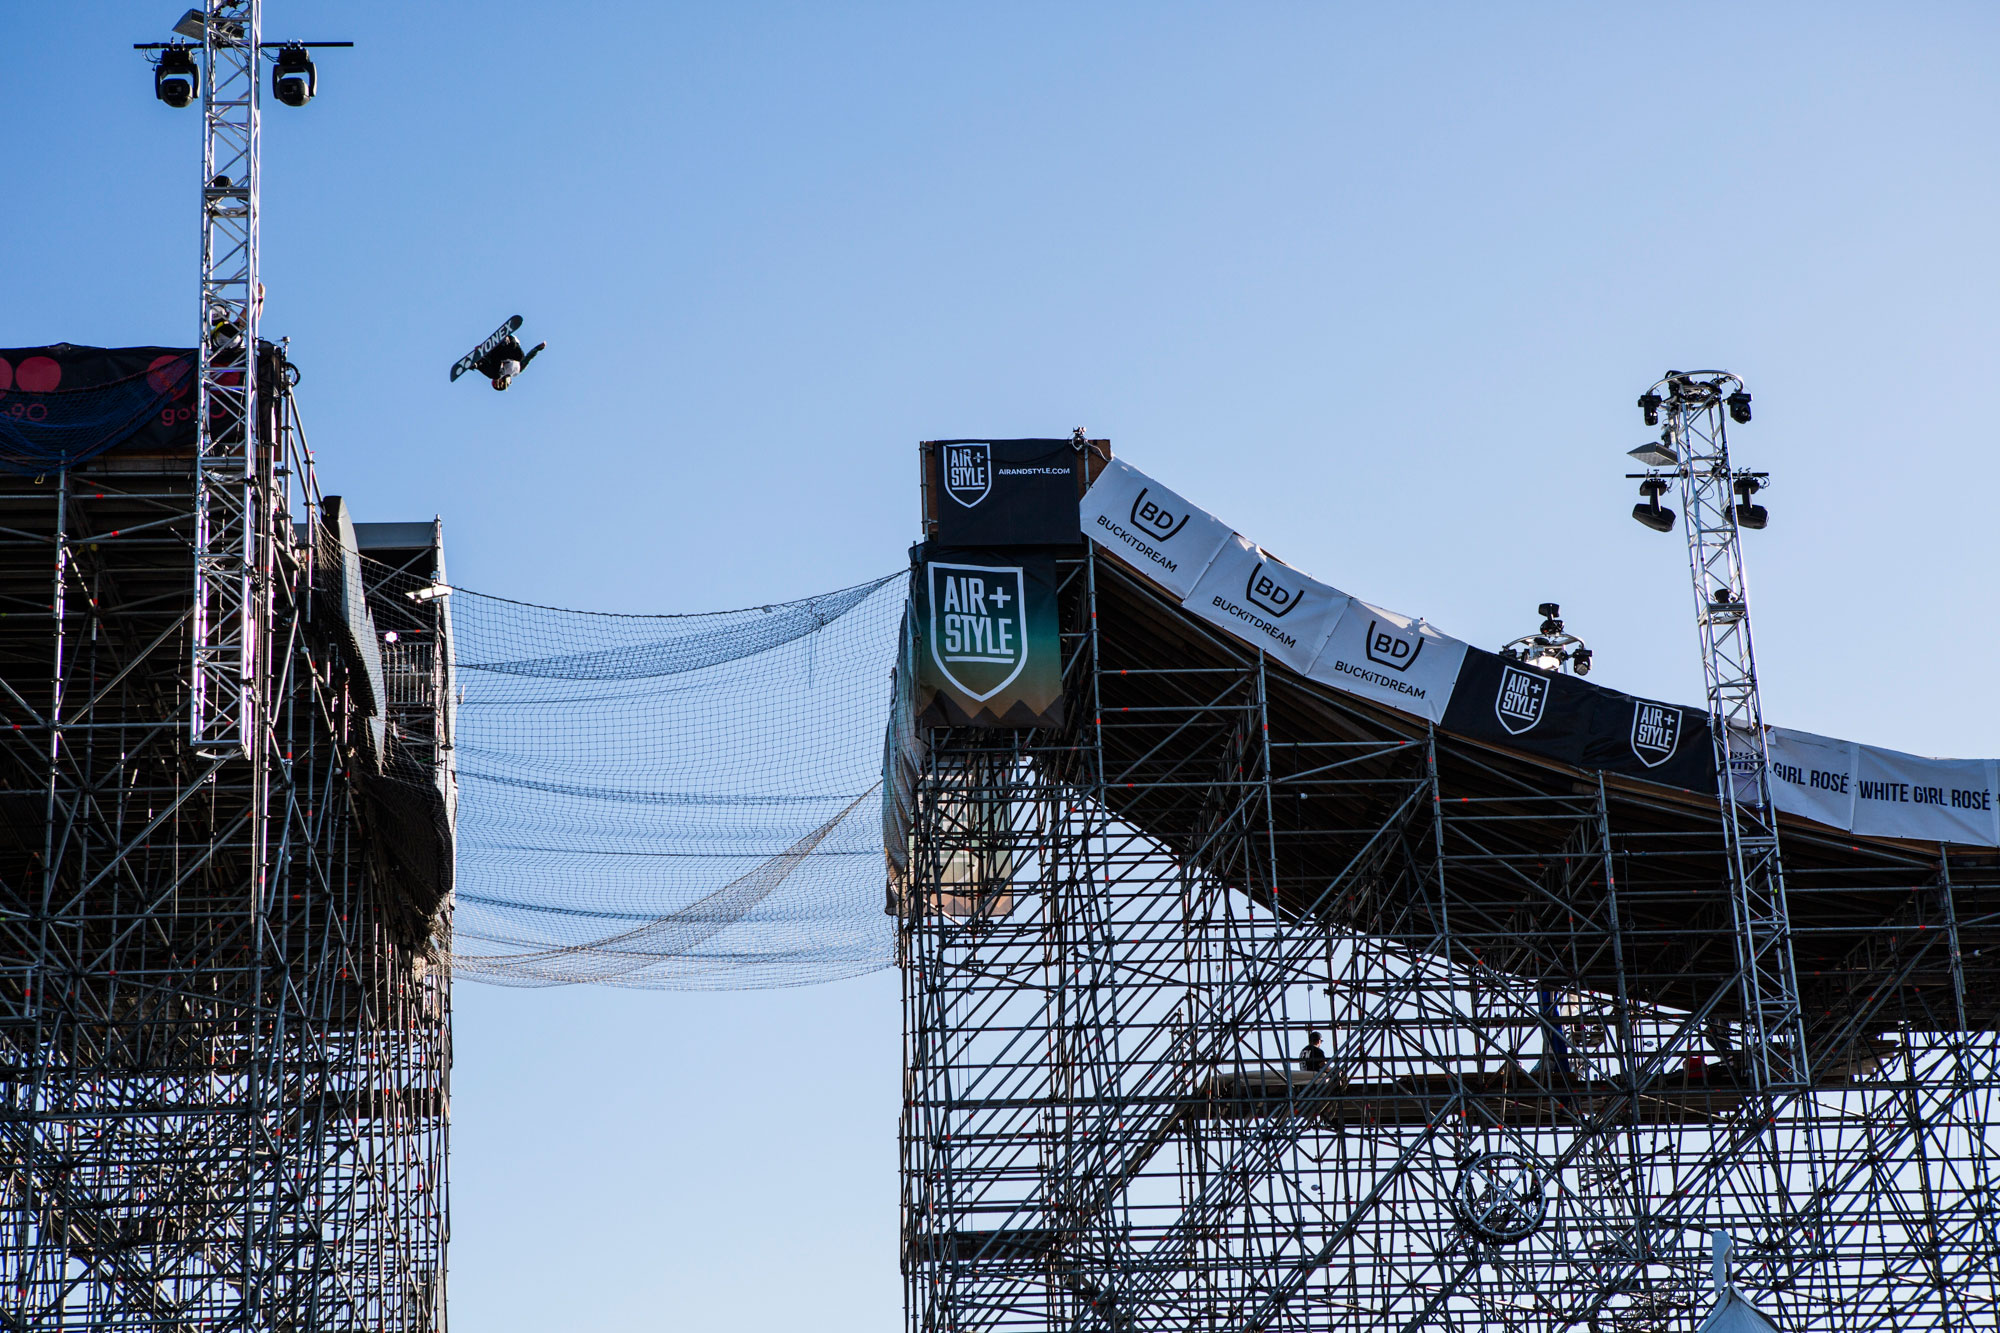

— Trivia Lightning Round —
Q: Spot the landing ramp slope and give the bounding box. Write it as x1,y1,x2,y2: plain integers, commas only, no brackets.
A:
1073,455,2000,1033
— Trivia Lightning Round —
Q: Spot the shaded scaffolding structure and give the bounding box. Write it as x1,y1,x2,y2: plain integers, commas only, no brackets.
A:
898,512,2000,1330
0,344,453,1329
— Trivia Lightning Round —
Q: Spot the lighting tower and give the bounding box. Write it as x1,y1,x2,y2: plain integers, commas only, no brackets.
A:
1627,372,1808,1096
139,3,346,752
186,0,263,755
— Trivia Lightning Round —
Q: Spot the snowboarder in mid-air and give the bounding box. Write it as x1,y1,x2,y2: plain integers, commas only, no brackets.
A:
450,315,546,391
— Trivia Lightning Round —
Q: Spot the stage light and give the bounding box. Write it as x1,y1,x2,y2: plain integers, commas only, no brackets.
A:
1538,603,1563,636
1571,647,1593,676
1727,390,1752,424
154,44,198,107
272,45,316,107
1628,437,1678,467
1638,393,1661,427
1730,476,1767,530
172,9,205,39
1632,503,1675,533
1633,478,1675,532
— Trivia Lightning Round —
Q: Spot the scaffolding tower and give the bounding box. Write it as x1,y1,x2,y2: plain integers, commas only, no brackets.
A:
900,537,2000,1332
0,346,453,1329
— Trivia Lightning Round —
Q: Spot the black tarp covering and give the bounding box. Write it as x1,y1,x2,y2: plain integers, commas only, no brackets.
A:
1442,647,1715,795
0,345,199,474
930,439,1082,546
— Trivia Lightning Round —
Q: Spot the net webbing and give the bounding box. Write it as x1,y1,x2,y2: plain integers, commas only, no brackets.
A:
433,569,906,989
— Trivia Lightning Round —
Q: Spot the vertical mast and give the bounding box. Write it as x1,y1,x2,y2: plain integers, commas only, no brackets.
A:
1643,370,1810,1093
191,0,261,754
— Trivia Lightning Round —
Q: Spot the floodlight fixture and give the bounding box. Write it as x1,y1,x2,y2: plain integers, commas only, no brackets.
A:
1727,390,1753,424
1632,477,1675,533
1638,393,1661,427
154,44,198,107
172,9,206,39
1632,502,1675,533
272,45,316,107
1628,437,1678,467
1729,475,1768,530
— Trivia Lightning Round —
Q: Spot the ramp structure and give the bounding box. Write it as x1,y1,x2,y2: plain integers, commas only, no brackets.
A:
0,344,453,1329
896,442,2000,1333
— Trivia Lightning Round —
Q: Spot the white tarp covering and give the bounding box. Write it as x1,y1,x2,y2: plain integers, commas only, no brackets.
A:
1077,457,1233,600
1181,534,1345,676
1307,598,1469,725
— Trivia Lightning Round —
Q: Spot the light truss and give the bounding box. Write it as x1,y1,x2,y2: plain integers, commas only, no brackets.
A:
191,0,261,756
1647,370,1809,1099
900,549,2000,1333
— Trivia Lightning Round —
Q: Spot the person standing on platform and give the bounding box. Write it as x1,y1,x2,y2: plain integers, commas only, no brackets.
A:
1299,1030,1327,1073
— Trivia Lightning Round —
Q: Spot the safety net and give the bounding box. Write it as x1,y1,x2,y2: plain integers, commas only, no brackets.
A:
441,570,907,989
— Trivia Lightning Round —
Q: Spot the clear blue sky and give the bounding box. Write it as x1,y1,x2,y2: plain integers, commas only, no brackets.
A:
7,3,1998,1329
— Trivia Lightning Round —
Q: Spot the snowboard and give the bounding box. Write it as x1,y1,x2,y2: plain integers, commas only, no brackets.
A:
450,315,523,382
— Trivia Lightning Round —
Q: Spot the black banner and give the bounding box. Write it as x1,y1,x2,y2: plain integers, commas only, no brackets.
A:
1441,646,1715,795
930,439,1081,547
1441,648,1597,766
0,345,199,474
911,544,1066,729
1581,689,1715,793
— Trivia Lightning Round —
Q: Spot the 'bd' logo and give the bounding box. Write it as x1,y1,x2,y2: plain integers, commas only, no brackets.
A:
1363,620,1424,673
1130,487,1191,543
1244,562,1305,618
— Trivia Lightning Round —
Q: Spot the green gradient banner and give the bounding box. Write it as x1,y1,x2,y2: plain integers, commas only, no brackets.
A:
913,546,1064,729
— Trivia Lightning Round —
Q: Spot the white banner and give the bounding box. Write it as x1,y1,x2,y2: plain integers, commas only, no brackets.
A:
1764,728,1859,830
1851,745,1999,846
1766,727,1999,846
1181,534,1344,675
1079,458,1233,600
1307,598,1470,724
1078,455,2000,847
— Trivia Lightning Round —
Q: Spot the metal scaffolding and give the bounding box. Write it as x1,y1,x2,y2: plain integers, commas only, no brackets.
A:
0,349,452,1330
900,546,2000,1333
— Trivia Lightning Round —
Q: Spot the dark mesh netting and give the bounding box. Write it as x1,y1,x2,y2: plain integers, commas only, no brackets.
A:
439,571,906,989
0,349,196,474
